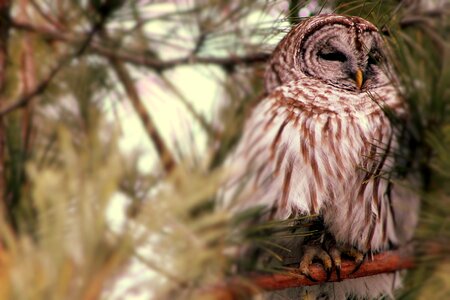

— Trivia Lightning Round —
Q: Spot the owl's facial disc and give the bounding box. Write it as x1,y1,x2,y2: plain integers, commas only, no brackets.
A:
299,24,389,92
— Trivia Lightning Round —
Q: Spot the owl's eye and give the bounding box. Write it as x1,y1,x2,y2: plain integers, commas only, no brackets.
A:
368,51,382,65
318,51,347,62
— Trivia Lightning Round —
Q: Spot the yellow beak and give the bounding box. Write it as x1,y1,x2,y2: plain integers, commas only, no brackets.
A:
355,69,364,89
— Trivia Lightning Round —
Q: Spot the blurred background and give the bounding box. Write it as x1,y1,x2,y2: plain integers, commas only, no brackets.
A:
0,0,448,299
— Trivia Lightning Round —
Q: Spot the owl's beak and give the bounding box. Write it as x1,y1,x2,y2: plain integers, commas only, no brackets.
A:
355,69,364,89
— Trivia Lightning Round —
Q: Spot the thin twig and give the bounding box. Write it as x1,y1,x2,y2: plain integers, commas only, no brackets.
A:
159,74,216,137
29,0,64,30
109,58,177,173
19,0,37,155
288,0,303,25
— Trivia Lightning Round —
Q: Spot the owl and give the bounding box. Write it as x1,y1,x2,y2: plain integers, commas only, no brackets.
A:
220,14,419,299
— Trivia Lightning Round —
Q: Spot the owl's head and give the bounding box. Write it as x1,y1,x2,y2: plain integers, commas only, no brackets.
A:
265,14,393,93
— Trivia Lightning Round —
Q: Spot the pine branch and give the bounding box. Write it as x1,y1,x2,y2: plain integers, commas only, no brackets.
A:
10,19,270,71
7,14,178,173
204,250,414,298
109,58,177,174
18,0,37,155
288,0,303,25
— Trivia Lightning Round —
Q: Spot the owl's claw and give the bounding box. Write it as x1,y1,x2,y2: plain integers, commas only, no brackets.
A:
328,246,342,280
335,264,341,281
350,252,366,274
343,247,365,274
299,245,332,281
326,243,366,280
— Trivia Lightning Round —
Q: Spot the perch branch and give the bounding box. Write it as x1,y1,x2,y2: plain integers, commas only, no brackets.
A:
204,250,414,299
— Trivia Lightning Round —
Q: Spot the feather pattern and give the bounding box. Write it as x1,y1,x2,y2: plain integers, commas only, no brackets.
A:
223,78,405,252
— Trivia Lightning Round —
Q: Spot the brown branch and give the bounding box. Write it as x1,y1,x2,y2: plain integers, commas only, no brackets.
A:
204,250,414,299
7,15,177,173
11,19,219,137
19,0,37,155
109,58,177,174
10,19,270,71
99,46,269,71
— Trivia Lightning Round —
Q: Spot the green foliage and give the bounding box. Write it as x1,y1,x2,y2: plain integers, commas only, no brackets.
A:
0,125,131,300
133,168,231,299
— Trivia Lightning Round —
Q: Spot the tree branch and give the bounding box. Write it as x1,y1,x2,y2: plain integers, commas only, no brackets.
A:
19,0,37,153
204,250,414,299
109,58,177,174
10,19,270,71
8,15,178,173
288,0,302,25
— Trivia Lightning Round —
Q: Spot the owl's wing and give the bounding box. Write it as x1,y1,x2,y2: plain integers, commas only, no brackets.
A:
219,91,329,219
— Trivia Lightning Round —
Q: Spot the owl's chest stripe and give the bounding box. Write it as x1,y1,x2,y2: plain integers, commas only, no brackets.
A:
271,119,289,158
280,155,295,209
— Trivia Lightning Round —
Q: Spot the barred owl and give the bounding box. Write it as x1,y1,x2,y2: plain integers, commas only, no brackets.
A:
221,14,419,299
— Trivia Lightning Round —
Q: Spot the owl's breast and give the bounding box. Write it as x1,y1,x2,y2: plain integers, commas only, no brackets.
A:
272,82,401,249
222,80,403,230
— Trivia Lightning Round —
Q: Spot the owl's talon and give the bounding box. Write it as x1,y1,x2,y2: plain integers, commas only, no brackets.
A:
299,245,332,281
325,267,332,281
346,248,365,264
302,270,318,282
350,253,366,274
335,264,341,281
325,242,366,279
345,247,365,274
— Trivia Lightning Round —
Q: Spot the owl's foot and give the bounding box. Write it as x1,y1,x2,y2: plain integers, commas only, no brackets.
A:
326,243,365,280
299,244,333,281
299,231,366,282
